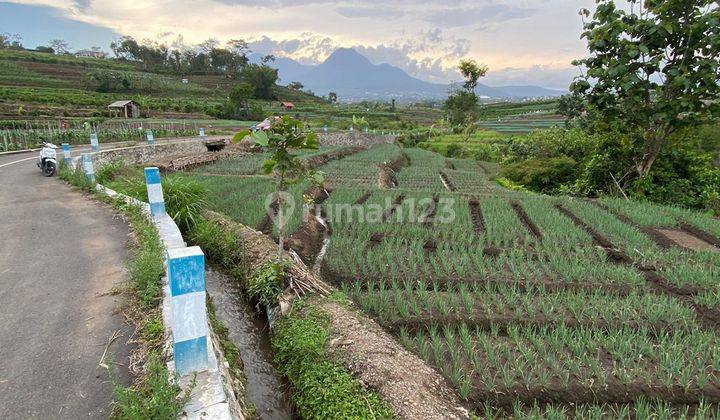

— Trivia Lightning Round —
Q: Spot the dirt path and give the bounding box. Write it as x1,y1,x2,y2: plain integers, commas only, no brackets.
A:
0,150,132,418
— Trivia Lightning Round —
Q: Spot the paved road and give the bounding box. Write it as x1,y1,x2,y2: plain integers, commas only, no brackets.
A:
0,147,133,418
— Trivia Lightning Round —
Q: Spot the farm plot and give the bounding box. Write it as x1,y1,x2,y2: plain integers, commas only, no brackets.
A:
318,143,404,188
180,142,720,415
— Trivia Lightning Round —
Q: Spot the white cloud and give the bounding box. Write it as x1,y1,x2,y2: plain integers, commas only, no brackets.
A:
6,0,597,87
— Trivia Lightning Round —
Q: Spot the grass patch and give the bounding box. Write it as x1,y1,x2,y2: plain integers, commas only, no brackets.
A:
188,218,247,281
272,298,394,419
58,160,95,191
112,352,189,420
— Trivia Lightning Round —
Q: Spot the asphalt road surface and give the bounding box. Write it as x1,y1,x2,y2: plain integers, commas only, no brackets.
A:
0,147,133,418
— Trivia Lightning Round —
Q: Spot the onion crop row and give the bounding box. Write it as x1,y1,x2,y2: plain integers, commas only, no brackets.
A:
403,323,720,395
344,281,697,332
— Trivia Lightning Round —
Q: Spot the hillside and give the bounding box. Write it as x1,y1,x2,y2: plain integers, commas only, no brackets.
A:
0,49,324,120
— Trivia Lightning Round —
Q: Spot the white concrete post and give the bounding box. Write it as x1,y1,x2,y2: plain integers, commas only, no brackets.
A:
167,246,209,375
61,143,71,165
82,153,95,183
90,133,99,152
144,167,165,217
323,125,328,133
198,128,206,141
146,129,155,146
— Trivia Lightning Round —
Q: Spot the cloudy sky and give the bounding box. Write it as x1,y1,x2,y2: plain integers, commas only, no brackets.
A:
1,0,598,89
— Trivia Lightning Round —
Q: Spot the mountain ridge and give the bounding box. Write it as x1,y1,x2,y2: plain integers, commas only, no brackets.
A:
252,48,566,101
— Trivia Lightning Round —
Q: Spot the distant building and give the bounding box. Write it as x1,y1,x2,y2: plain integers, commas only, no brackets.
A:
75,49,108,59
108,100,140,118
281,102,295,110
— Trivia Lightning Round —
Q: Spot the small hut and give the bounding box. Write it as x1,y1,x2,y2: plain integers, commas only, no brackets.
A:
108,100,140,118
281,101,295,110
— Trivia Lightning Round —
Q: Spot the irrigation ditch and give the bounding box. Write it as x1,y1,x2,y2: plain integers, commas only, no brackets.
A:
205,264,293,419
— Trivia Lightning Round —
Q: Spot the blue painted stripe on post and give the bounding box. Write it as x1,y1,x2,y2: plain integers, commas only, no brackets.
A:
168,253,205,296
149,202,166,215
144,167,161,184
174,336,208,375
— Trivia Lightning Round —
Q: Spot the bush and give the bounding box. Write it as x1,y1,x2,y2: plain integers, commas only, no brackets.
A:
630,144,720,213
247,261,285,307
501,156,579,193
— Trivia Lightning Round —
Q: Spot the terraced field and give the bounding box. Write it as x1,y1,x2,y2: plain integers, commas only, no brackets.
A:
170,143,720,416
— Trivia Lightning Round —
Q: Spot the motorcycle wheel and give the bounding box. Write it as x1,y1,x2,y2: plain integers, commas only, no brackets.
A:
43,163,56,177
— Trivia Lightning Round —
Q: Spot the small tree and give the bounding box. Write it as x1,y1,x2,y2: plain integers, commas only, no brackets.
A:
240,64,278,99
240,116,318,259
571,0,720,181
288,81,304,90
328,92,338,103
444,59,489,156
225,82,253,117
458,59,488,93
48,39,70,54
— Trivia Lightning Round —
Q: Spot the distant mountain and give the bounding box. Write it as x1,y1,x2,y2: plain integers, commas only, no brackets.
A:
260,48,565,101
248,53,313,84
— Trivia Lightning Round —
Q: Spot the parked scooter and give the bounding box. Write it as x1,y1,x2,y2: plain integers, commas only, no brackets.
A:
37,142,58,177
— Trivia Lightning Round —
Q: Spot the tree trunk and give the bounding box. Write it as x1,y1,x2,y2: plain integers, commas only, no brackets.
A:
277,192,284,261
634,130,668,179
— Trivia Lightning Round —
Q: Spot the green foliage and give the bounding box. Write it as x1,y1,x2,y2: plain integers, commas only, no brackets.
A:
58,160,95,191
571,0,720,178
240,64,278,99
500,156,578,193
444,90,478,126
112,352,188,419
123,203,165,307
272,300,394,419
457,59,488,93
247,261,286,307
113,173,208,234
556,93,585,121
630,143,720,214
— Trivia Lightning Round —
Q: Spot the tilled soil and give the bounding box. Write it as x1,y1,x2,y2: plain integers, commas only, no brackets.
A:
512,202,543,241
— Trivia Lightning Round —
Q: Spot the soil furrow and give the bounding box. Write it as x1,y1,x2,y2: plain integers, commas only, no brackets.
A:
286,187,331,264
467,380,720,409
354,190,372,205
383,194,406,222
477,162,490,176
384,314,684,338
439,171,456,192
421,195,439,227
679,223,720,249
512,202,543,241
468,200,486,235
